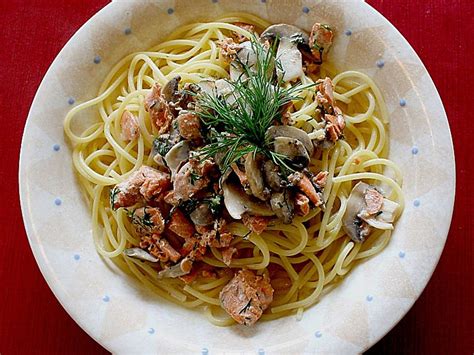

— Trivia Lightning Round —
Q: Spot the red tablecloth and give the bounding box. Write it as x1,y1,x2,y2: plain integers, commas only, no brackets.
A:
0,1,472,354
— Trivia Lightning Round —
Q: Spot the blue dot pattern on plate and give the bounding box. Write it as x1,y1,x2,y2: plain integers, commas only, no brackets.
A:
54,198,62,206
376,59,385,68
345,29,352,36
148,328,155,334
167,8,174,14
399,98,407,107
302,6,310,13
67,97,75,105
411,146,419,155
74,254,80,260
258,349,265,355
399,251,406,258
212,0,218,2
94,55,101,64
124,27,132,35
102,295,110,302
366,295,373,302
261,0,266,2
315,331,322,338
201,348,209,355
413,199,420,207
53,144,60,151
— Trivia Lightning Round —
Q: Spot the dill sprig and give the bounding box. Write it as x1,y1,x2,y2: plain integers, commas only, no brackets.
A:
196,36,314,172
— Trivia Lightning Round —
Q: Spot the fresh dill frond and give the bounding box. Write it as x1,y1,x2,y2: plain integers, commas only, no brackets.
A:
195,35,314,172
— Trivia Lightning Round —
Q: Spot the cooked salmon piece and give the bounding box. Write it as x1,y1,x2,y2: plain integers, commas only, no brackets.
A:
231,162,250,192
144,84,173,134
309,23,334,63
173,162,210,202
221,247,237,266
130,207,165,235
177,111,202,141
232,22,255,43
313,171,329,188
140,234,181,262
120,110,140,141
217,37,241,62
288,172,323,207
167,208,195,239
241,214,271,235
219,270,274,326
111,166,171,209
294,192,310,216
364,188,384,215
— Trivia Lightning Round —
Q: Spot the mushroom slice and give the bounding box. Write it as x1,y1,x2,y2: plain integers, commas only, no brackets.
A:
270,190,294,224
276,37,304,82
343,182,400,242
261,24,309,45
164,141,190,179
157,258,193,279
273,137,310,168
263,160,283,191
244,153,269,201
162,75,181,102
267,125,314,157
230,41,258,81
123,248,159,263
223,182,274,220
197,79,238,106
190,203,214,226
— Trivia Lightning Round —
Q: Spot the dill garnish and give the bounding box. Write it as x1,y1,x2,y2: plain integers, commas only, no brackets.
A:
195,36,314,173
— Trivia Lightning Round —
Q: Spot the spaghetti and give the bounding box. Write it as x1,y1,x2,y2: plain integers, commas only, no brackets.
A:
64,13,403,326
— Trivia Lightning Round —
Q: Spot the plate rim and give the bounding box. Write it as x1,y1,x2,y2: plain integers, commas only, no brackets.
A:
18,1,456,353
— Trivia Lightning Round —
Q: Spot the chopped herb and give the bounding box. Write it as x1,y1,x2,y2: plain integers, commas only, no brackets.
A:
190,171,202,184
109,187,120,210
205,194,223,217
152,135,174,156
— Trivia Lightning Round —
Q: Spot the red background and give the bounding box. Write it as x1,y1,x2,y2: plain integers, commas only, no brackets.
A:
0,1,472,354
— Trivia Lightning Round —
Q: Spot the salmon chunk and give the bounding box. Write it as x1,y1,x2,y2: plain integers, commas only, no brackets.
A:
144,84,173,134
219,270,274,326
177,111,202,141
167,208,195,239
120,110,140,141
241,214,271,235
110,166,170,209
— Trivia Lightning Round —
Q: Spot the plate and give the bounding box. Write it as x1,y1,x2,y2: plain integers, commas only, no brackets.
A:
19,1,455,353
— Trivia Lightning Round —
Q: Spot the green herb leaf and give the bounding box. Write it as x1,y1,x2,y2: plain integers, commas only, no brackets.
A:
194,36,315,172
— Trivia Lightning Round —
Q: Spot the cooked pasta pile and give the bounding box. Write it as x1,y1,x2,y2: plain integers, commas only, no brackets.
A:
64,13,403,326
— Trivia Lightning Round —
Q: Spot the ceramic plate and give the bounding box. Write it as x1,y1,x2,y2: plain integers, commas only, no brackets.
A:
19,1,455,353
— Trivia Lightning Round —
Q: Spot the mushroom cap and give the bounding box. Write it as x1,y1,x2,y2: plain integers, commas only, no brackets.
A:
123,248,159,263
273,136,310,169
267,125,314,157
223,181,274,219
164,140,190,180
261,23,309,45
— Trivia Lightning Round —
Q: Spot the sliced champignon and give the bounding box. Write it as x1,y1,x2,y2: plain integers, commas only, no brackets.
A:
263,160,283,191
276,36,304,82
267,125,314,157
229,41,259,81
261,23,309,45
342,182,400,243
197,79,238,106
222,181,274,220
157,257,193,279
190,203,214,226
164,140,190,179
270,190,294,224
162,75,181,102
244,153,270,201
273,137,310,169
123,248,159,262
